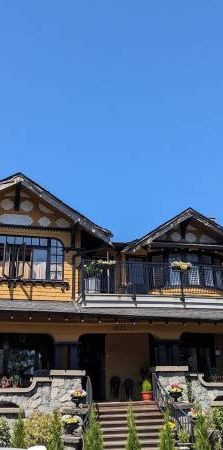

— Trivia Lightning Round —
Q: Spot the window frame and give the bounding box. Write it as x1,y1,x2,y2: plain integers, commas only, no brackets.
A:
0,234,64,282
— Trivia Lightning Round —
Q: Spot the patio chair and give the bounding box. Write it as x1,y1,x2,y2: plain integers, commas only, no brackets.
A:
123,378,134,401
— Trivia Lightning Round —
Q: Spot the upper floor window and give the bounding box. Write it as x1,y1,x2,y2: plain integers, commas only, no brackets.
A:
0,235,63,281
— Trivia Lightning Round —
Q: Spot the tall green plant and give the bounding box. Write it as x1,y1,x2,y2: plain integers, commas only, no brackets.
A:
125,405,141,450
0,416,11,448
12,409,26,448
83,404,104,450
47,411,64,450
193,410,211,450
159,410,175,450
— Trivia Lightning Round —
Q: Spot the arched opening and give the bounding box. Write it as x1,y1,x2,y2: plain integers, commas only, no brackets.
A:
0,333,54,385
78,333,155,402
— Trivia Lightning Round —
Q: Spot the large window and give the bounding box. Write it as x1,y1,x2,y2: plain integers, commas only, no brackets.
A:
0,235,63,281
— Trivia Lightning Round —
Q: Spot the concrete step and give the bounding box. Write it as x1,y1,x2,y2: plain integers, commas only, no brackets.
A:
101,424,162,433
98,406,160,414
103,438,159,448
99,411,163,420
96,400,163,450
103,432,159,440
97,400,157,408
100,418,164,426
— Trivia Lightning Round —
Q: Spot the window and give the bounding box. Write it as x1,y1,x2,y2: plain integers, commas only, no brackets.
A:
0,235,64,281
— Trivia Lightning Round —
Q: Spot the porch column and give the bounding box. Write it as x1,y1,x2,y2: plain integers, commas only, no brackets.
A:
54,342,79,370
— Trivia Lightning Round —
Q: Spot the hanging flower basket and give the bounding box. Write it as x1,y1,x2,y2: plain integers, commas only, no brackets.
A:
170,261,192,271
96,259,116,269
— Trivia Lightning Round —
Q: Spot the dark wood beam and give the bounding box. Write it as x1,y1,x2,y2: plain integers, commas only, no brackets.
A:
14,183,21,211
150,241,223,251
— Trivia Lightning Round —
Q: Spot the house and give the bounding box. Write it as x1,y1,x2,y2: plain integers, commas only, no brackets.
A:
0,172,222,415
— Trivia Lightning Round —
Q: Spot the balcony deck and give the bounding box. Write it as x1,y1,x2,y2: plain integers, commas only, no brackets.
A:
79,260,223,307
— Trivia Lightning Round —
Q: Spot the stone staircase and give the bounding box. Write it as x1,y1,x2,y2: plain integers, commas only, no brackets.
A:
96,400,164,450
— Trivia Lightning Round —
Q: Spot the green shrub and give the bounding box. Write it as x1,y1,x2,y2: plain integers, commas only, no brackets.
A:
141,379,152,392
177,427,190,443
159,410,175,450
212,406,223,432
47,411,64,450
24,412,54,448
193,409,211,450
125,405,141,450
0,416,11,447
83,404,104,450
12,409,26,448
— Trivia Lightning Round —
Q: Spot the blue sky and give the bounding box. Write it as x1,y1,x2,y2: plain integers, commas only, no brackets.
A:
0,1,223,241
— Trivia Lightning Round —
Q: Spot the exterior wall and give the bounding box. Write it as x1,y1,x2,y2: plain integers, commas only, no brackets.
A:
0,371,84,416
2,320,223,343
105,333,150,401
157,370,223,409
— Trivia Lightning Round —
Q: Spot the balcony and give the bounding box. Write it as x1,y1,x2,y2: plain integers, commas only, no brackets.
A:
79,260,223,300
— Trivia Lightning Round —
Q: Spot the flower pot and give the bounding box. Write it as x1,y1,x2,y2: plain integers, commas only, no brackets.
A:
84,277,101,293
72,397,82,406
141,391,153,401
72,396,86,406
169,391,182,402
65,422,79,434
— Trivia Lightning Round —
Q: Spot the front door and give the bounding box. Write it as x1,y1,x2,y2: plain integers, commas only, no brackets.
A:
78,334,106,401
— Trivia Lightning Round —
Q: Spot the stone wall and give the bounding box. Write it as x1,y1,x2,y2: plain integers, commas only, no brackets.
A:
155,366,223,409
0,370,85,450
0,370,85,417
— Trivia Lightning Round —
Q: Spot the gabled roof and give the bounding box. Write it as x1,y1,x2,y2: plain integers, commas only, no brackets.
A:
0,172,112,243
123,207,223,252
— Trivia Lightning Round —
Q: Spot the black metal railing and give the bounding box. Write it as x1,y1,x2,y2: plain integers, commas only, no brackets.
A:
82,375,93,434
152,373,194,440
79,260,223,296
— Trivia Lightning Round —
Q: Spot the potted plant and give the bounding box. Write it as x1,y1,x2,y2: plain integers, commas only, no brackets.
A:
62,415,82,434
83,261,101,293
70,388,87,406
141,379,153,401
167,383,184,402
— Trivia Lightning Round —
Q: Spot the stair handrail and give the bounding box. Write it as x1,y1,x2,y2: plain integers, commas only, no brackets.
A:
82,375,93,435
152,372,194,440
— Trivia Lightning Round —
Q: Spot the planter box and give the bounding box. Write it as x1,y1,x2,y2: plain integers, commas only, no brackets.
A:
84,277,101,293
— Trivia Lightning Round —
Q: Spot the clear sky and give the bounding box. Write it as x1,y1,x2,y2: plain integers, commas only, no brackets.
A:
0,1,223,241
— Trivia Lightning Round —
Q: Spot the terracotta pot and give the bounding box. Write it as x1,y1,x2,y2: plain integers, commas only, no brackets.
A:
141,391,153,401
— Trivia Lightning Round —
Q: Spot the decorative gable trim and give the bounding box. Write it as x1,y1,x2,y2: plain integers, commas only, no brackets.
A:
123,208,223,253
0,173,112,243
